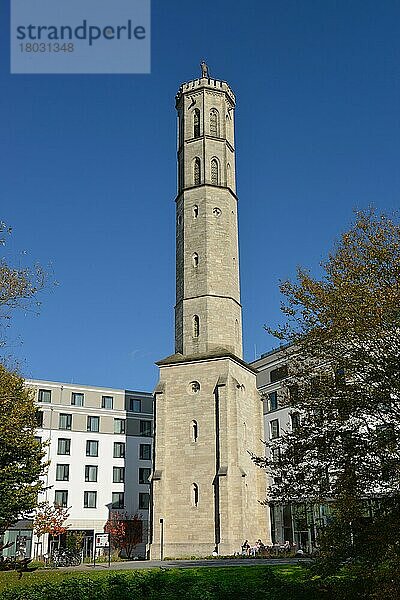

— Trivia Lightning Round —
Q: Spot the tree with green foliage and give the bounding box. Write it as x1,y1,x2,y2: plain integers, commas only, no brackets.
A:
0,221,46,355
0,365,47,534
253,210,400,586
0,221,48,533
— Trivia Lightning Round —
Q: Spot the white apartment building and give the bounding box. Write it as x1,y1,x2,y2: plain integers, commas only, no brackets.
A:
3,380,153,559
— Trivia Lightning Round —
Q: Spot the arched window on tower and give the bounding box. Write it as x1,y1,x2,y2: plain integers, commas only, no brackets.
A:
193,109,200,138
193,315,200,338
227,162,231,187
211,158,219,185
210,108,219,137
192,483,199,507
194,158,201,186
191,420,198,442
193,205,199,218
192,253,199,267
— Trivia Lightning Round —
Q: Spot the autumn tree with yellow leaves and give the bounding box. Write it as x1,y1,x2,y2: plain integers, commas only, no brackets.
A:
254,210,400,590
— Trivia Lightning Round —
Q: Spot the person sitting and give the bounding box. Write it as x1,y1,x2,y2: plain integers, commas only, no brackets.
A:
251,540,262,556
257,539,265,551
241,540,250,555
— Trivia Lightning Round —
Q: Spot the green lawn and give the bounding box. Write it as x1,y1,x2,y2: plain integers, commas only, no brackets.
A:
0,564,353,599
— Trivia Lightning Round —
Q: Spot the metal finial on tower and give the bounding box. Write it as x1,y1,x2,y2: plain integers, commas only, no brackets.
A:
200,60,209,78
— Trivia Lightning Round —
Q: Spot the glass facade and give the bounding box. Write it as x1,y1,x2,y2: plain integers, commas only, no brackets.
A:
270,502,334,553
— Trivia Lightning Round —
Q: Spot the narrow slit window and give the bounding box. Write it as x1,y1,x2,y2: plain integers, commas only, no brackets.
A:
191,420,198,442
193,205,199,218
193,109,200,138
192,483,199,507
235,318,239,340
193,315,200,338
192,253,199,267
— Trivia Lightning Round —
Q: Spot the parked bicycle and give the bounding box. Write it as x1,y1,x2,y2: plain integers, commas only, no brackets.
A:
49,549,82,567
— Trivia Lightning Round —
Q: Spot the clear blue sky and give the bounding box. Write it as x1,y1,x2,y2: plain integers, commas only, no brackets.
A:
1,1,399,391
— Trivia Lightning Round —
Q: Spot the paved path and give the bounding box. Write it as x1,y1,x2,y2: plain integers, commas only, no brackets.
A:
60,558,308,572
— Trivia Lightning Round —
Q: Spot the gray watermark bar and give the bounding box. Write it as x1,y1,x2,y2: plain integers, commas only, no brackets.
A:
11,0,151,74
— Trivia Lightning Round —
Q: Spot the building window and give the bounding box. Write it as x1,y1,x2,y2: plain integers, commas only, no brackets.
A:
192,315,200,338
289,384,299,402
271,447,281,463
211,158,219,185
194,157,201,185
139,492,149,510
35,411,44,428
59,413,72,430
376,424,396,448
192,483,199,507
335,367,346,387
270,419,280,439
87,416,100,432
212,206,221,217
85,465,98,482
57,438,71,455
193,205,199,218
112,492,125,509
34,436,42,444
139,467,151,484
235,318,239,340
38,389,51,403
270,366,288,383
102,396,113,409
193,108,200,138
71,392,84,407
191,420,198,442
54,490,68,508
114,418,126,434
86,440,99,457
268,391,278,411
210,108,219,136
291,412,301,431
113,442,125,458
190,381,200,393
56,464,69,481
84,491,97,508
113,466,125,483
139,420,152,437
130,399,141,412
192,253,199,267
313,407,324,425
227,162,231,186
139,444,151,460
